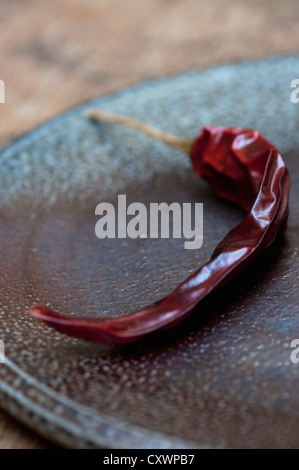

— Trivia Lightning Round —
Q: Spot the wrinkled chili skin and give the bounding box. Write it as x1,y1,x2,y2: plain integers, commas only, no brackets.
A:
30,126,290,344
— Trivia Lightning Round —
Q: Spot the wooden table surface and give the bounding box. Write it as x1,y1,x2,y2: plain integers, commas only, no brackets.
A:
1,0,298,449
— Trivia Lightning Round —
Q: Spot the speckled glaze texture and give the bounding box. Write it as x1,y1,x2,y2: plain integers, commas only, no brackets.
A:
0,56,299,448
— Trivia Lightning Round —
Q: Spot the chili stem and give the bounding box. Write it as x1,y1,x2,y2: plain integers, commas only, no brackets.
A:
87,109,194,155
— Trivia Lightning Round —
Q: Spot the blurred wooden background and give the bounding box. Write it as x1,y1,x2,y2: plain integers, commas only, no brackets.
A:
0,0,298,449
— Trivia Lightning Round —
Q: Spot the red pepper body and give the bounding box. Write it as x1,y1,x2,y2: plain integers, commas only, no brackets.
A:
30,126,290,344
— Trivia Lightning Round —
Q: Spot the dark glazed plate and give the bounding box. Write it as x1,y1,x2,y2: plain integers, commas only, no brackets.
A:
0,56,299,448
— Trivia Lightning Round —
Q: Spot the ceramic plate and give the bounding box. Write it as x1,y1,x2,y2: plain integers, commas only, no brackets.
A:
0,55,299,448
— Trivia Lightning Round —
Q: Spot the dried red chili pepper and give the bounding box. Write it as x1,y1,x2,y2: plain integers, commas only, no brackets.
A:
30,110,290,344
